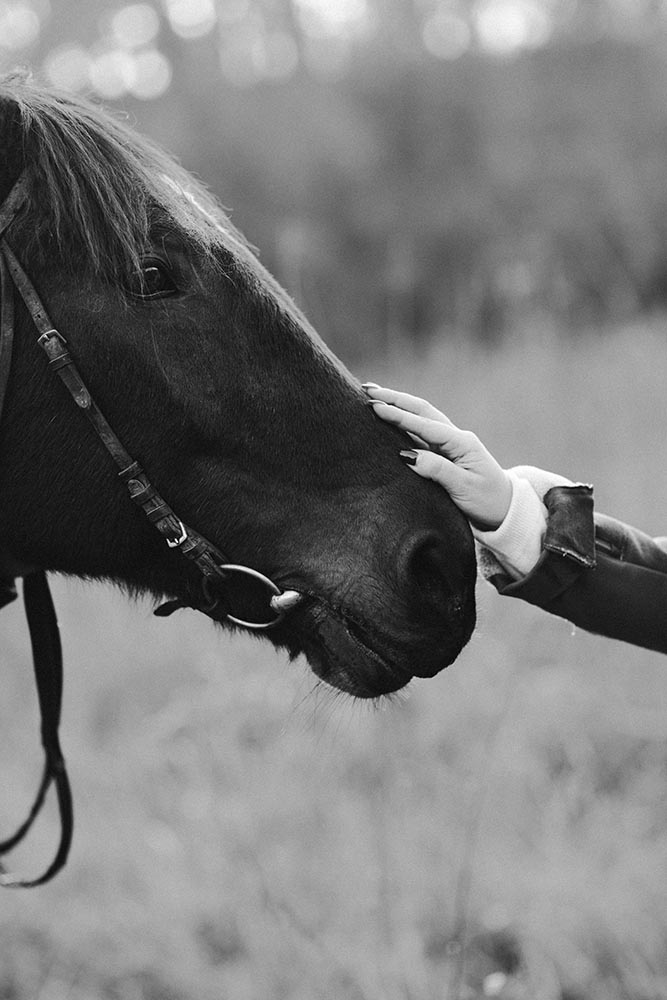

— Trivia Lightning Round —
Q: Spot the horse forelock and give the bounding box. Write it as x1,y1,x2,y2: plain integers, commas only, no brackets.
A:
0,71,246,280
0,72,349,385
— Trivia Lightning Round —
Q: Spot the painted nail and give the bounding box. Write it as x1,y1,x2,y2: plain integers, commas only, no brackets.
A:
400,449,419,466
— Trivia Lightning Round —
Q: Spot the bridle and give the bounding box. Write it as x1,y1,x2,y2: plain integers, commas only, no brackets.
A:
0,171,303,886
0,174,303,630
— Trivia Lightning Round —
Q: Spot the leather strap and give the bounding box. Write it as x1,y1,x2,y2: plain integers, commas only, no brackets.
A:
0,176,28,419
0,174,28,239
0,250,15,423
0,176,297,628
3,242,248,604
0,571,73,887
0,169,302,889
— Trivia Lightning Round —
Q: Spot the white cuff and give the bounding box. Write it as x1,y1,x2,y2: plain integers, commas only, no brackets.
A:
507,464,575,497
472,465,577,580
472,472,548,578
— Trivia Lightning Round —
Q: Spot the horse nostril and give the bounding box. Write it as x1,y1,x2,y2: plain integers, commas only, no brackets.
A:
401,532,458,612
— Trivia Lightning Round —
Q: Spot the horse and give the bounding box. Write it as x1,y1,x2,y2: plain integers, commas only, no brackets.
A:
0,72,476,882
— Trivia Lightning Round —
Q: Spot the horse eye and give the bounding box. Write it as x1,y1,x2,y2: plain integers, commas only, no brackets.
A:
128,258,178,299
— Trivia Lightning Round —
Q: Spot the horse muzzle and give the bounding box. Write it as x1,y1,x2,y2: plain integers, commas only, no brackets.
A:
276,585,476,698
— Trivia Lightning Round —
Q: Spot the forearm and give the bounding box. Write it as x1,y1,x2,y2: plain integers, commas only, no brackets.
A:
477,479,667,654
497,547,667,653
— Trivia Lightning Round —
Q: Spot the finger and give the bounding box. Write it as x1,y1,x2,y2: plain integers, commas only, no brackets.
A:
402,448,467,493
407,431,429,447
363,384,450,423
370,401,471,457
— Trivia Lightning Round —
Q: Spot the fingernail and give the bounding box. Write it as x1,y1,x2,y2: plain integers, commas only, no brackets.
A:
361,382,381,393
400,449,418,466
365,398,383,407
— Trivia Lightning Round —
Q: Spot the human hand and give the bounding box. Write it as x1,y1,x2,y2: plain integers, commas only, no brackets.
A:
363,383,512,531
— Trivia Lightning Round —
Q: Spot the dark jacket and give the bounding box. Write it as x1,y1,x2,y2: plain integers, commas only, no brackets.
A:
486,485,667,654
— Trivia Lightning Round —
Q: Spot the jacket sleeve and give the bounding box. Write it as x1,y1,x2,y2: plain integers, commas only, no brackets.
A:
484,484,667,654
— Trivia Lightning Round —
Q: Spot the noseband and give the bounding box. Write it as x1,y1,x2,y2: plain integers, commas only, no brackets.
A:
0,171,302,886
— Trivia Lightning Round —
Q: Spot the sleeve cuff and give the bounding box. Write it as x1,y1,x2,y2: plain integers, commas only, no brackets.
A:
472,471,548,578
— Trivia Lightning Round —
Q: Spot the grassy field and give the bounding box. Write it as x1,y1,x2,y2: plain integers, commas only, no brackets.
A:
2,320,667,999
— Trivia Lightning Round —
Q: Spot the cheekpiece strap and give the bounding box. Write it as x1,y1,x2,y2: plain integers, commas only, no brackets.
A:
0,173,28,240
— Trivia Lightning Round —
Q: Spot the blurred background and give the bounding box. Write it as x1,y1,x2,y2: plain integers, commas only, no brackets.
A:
5,0,667,356
2,1,667,998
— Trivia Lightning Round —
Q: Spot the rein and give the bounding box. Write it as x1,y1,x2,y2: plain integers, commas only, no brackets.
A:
0,171,302,886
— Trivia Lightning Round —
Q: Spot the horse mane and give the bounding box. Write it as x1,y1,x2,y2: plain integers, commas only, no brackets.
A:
0,70,245,279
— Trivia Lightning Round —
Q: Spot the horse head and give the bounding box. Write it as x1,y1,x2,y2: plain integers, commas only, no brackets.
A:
0,74,476,700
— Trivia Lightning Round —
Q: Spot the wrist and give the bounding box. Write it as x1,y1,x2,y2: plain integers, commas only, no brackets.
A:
468,470,513,532
472,472,547,578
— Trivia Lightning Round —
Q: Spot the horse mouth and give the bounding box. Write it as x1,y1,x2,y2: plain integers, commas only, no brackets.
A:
310,619,414,698
279,595,473,699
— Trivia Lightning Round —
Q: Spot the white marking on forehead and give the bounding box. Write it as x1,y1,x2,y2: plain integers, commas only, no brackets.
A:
162,174,221,230
160,176,333,359
161,173,249,256
184,188,225,233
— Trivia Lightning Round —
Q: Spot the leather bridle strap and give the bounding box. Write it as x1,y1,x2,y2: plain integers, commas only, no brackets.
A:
0,215,72,885
0,176,28,422
0,171,302,887
0,248,14,424
3,241,193,543
1,239,297,625
0,571,73,887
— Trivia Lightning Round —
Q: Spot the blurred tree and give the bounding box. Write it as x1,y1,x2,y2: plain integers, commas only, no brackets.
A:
4,0,667,353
